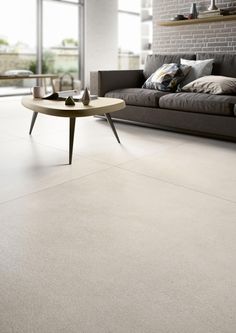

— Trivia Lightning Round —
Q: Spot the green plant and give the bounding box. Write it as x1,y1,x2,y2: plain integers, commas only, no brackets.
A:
28,51,55,74
61,38,78,47
0,38,9,46
29,60,49,74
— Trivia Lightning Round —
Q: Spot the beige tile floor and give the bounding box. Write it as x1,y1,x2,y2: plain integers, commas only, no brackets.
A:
0,97,236,333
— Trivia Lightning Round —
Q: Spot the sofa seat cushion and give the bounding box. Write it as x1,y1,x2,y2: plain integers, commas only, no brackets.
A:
159,93,236,116
105,88,169,107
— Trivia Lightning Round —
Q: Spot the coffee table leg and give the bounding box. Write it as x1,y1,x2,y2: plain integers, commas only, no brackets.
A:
29,112,38,135
69,117,76,165
104,113,120,143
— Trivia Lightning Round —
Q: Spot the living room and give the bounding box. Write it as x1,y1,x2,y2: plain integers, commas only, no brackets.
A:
0,0,236,332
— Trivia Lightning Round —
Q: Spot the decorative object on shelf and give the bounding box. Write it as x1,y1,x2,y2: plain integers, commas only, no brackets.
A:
198,8,222,19
158,13,236,26
190,3,198,19
172,14,187,21
82,88,90,106
208,0,218,11
65,96,75,106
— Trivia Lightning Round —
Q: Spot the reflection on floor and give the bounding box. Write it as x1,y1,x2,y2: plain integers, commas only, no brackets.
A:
0,96,236,333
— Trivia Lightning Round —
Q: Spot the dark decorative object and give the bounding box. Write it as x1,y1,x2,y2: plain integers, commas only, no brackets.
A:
82,88,90,106
208,0,218,11
172,14,187,21
190,3,198,19
65,96,75,106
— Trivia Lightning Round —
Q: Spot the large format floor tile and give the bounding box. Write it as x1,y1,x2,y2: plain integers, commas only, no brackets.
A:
0,137,110,203
1,97,236,333
120,138,236,202
0,168,236,333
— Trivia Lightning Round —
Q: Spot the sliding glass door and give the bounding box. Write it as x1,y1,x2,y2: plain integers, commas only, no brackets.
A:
0,0,37,95
42,0,81,90
0,0,83,96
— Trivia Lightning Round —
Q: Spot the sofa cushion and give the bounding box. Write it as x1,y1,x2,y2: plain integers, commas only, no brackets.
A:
142,63,191,92
159,93,236,116
105,88,169,107
182,75,236,95
144,53,196,80
197,53,236,78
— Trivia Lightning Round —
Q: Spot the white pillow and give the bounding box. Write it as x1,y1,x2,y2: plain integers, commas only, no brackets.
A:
180,58,214,86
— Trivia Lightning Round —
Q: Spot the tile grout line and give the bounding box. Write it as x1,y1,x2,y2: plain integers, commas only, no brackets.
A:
113,141,188,167
0,147,236,207
0,165,114,206
21,133,187,168
114,164,236,206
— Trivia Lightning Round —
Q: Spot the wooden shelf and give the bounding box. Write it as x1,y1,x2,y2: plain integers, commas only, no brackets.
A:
158,14,236,26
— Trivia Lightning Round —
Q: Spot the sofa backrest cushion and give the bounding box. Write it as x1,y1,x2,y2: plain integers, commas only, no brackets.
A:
197,53,236,78
144,54,196,80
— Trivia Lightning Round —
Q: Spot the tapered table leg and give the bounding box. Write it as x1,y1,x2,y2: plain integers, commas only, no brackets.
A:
105,112,120,143
69,117,76,165
29,112,38,135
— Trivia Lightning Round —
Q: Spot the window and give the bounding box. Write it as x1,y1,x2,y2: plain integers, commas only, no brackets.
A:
43,0,79,80
118,0,152,70
0,0,84,96
118,0,141,70
0,0,37,95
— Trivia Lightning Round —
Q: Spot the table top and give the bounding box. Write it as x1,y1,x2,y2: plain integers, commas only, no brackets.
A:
0,74,58,80
21,96,126,117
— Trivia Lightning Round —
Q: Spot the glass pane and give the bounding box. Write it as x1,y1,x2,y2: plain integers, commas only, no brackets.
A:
0,0,36,96
141,0,153,66
118,12,141,69
118,0,152,69
119,0,141,13
43,0,80,91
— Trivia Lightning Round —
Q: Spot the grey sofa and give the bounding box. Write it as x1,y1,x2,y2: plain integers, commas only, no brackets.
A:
90,53,236,141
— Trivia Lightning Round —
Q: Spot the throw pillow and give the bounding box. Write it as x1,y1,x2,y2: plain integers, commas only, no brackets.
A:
182,75,236,95
180,58,214,86
142,63,191,92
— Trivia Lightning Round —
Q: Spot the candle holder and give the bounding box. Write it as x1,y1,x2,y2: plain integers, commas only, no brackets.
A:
190,3,198,19
208,0,218,11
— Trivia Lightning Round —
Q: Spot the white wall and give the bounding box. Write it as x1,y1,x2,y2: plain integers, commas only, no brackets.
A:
84,0,118,87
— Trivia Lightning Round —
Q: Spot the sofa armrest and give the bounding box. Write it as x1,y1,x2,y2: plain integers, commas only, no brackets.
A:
90,70,145,97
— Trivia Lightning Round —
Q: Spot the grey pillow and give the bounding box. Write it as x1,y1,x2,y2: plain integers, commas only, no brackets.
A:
142,63,191,92
180,58,214,86
182,75,236,95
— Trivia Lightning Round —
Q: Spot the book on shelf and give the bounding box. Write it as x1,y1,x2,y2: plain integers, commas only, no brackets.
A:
198,14,223,19
221,6,236,15
201,9,221,14
198,7,236,18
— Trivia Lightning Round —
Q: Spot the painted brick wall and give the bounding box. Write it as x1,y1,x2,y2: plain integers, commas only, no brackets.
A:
153,0,236,53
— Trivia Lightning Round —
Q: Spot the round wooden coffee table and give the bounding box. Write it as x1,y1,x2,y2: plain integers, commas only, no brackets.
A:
21,96,125,164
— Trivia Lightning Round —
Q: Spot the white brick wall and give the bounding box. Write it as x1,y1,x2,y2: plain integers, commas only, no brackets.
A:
153,0,236,53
